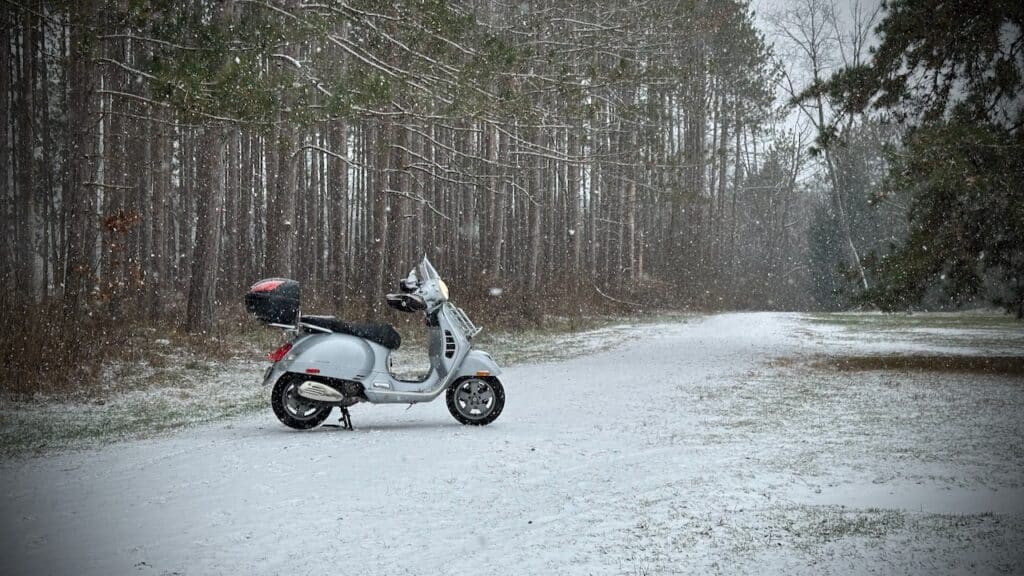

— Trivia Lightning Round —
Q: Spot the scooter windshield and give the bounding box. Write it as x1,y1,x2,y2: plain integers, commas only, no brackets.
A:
417,257,441,283
412,257,449,306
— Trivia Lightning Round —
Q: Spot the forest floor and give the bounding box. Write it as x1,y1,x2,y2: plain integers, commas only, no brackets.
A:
1,311,1023,575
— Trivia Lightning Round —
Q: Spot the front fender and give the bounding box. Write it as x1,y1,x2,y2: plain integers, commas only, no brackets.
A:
452,349,502,379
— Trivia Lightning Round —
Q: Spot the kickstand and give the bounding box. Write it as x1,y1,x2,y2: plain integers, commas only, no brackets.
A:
339,406,354,431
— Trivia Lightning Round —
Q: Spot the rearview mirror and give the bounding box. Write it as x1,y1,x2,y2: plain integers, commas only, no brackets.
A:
386,293,426,313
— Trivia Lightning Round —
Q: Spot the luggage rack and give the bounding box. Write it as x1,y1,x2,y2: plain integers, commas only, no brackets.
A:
447,303,482,338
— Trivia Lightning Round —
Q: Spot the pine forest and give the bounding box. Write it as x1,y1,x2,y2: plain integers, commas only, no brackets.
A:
1,0,1021,388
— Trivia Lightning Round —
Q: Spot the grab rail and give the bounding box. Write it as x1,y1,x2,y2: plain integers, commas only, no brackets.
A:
446,303,482,338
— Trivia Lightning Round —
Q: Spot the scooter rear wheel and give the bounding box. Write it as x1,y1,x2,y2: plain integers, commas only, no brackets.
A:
271,374,333,430
446,377,505,426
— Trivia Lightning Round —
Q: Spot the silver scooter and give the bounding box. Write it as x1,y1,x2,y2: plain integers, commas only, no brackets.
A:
247,257,504,430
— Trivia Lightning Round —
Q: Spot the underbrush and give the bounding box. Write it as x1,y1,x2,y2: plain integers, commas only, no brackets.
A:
0,301,284,397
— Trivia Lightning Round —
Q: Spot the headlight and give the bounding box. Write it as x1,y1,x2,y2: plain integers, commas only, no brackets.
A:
438,280,449,300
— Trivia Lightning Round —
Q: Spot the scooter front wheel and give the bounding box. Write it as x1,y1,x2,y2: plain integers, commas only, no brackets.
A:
446,377,505,426
271,374,333,430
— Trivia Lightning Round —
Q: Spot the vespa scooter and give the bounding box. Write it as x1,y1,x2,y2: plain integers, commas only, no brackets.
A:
246,257,504,430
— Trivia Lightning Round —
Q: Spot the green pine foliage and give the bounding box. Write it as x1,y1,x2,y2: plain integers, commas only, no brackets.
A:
862,123,1024,315
821,0,1024,316
825,0,1024,126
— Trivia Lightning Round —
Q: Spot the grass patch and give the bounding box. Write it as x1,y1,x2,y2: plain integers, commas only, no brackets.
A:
0,380,266,458
816,355,1024,375
804,311,1024,356
807,311,1023,331
773,506,907,545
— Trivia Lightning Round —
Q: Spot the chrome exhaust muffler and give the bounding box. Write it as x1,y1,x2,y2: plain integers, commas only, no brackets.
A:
297,380,345,402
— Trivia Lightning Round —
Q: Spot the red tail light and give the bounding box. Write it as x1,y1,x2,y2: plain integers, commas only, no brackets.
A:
268,342,293,363
251,279,285,292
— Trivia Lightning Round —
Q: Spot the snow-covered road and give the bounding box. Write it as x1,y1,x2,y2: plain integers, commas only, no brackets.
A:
2,313,1022,575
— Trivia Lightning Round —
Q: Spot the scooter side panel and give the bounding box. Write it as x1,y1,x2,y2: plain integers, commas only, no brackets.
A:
285,333,375,381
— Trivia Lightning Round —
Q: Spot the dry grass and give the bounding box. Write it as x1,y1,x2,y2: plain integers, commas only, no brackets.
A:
0,302,278,397
814,354,1024,376
807,311,1024,330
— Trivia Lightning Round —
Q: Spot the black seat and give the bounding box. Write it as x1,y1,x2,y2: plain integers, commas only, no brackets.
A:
299,315,346,332
300,315,402,350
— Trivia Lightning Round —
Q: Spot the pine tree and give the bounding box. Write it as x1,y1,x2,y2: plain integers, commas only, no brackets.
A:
822,0,1024,316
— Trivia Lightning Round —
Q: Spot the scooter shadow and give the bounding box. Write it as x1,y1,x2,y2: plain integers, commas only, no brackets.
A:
261,419,463,435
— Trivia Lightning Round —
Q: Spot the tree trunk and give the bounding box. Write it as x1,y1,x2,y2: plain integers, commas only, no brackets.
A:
265,122,296,277
237,132,252,284
35,8,57,300
490,124,504,282
17,9,36,300
329,121,349,307
149,109,168,316
526,127,541,295
373,120,391,303
62,0,98,333
0,10,10,298
184,126,226,333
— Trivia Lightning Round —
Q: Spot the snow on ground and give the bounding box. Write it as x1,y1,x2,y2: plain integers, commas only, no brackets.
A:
1,312,1022,575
